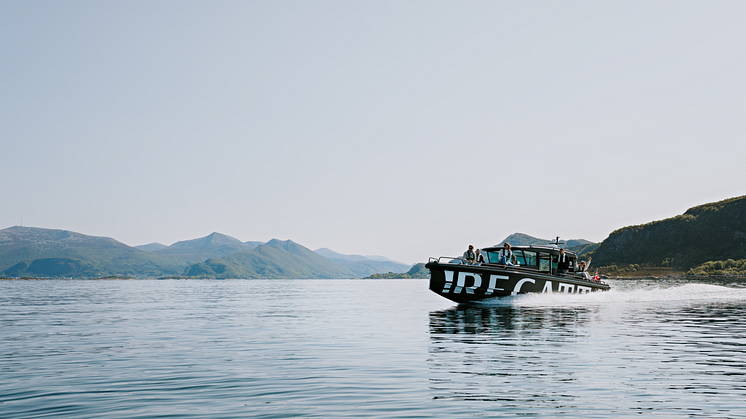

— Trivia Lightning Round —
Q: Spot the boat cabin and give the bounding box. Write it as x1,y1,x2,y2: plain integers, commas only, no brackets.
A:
481,245,579,276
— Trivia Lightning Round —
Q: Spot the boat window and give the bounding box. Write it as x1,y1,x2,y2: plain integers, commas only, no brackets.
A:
486,251,501,264
512,250,525,266
486,250,520,265
539,253,552,273
522,250,538,267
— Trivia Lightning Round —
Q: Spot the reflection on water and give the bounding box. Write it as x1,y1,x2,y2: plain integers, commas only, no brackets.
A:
428,305,595,406
427,285,746,416
430,305,596,336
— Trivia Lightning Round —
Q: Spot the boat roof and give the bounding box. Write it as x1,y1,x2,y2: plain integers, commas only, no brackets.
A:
482,244,577,257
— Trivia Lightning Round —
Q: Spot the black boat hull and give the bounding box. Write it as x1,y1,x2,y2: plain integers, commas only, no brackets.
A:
426,262,610,304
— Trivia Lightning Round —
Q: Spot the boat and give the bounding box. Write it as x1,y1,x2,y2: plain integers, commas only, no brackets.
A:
426,238,610,303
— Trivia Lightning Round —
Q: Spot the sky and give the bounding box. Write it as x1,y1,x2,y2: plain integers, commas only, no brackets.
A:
1,1,745,264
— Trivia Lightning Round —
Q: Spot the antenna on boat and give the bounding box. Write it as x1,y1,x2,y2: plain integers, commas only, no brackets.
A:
549,236,564,246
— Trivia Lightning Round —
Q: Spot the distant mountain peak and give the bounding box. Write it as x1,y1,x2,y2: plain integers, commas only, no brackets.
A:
263,239,305,252
134,243,167,252
314,247,369,262
167,232,243,249
0,226,128,249
0,226,183,277
313,247,404,264
152,232,254,262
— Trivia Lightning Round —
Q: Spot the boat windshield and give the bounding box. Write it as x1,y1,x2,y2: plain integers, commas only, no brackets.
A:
485,251,501,264
522,250,537,268
483,247,577,275
485,249,539,268
485,250,520,265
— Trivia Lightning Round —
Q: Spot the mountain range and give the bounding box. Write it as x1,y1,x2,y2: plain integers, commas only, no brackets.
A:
148,232,258,264
3,194,744,278
0,227,409,279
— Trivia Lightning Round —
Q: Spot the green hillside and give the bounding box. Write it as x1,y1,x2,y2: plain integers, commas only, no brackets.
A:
13,194,744,280
364,263,429,279
0,227,411,279
687,259,746,276
183,239,355,279
590,195,746,270
153,232,254,264
0,227,185,277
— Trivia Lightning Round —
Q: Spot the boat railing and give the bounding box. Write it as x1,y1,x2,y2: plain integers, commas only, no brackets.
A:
428,256,465,264
427,257,534,273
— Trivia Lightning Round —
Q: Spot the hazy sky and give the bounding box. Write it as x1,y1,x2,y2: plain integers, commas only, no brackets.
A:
2,1,745,264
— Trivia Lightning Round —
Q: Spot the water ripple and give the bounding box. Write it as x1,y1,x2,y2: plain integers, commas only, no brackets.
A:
2,278,746,418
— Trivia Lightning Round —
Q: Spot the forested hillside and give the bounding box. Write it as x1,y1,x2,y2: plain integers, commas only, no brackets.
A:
591,195,746,270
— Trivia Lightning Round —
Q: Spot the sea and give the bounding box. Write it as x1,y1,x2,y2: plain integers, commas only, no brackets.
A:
2,278,746,418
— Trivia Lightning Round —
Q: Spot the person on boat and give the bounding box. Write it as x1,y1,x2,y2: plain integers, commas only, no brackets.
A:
498,243,513,266
577,257,592,272
576,257,592,279
556,248,570,275
475,249,485,264
462,245,476,264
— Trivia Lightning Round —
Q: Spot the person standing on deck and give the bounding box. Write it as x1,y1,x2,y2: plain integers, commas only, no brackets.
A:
556,248,570,275
463,245,476,264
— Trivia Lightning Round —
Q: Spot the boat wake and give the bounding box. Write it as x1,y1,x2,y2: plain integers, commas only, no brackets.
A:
472,282,746,307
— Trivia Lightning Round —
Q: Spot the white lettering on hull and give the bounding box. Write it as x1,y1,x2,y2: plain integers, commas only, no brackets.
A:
542,281,553,294
543,282,592,294
456,271,482,294
512,278,535,295
442,270,454,293
439,270,598,296
558,283,575,294
486,275,509,296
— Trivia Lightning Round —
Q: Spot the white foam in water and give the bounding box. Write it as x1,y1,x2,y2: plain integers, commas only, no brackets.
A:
474,283,746,307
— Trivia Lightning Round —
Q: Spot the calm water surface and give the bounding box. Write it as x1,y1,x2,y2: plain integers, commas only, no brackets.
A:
1,278,746,418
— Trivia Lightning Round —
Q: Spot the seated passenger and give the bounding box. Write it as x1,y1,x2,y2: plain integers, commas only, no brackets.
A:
499,243,514,266
475,249,485,265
